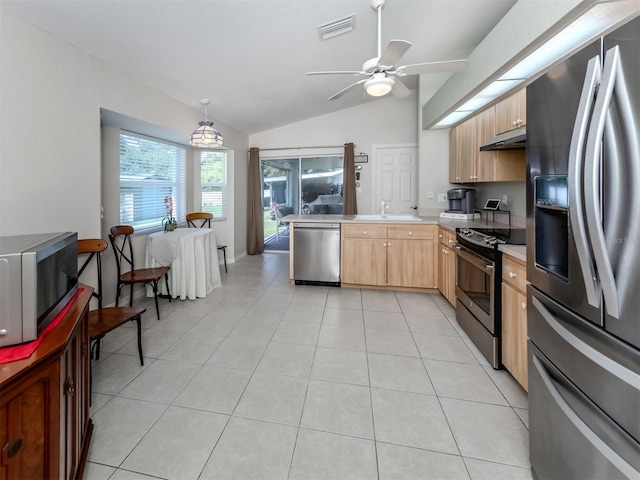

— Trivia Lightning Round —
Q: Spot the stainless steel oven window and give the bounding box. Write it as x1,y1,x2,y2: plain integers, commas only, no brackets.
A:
456,246,494,319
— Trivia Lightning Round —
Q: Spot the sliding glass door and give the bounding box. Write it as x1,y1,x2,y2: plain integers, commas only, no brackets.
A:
261,155,343,251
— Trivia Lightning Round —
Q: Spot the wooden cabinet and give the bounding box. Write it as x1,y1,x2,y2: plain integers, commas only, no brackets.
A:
501,255,528,391
449,88,526,184
341,224,437,289
437,227,457,306
495,88,526,134
341,237,387,286
457,116,477,183
0,287,93,480
449,123,460,183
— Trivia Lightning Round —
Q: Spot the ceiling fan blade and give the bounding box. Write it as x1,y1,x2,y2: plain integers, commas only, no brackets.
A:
391,79,412,99
328,79,368,101
378,39,412,68
396,59,468,76
306,70,365,76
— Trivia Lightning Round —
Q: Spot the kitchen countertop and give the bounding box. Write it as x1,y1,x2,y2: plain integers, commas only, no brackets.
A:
282,214,529,262
499,244,527,263
281,214,515,230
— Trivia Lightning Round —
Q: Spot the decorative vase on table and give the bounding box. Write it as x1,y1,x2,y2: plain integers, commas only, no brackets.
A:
163,218,177,232
163,196,177,232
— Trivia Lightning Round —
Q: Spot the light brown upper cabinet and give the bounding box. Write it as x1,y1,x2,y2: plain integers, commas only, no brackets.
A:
495,88,526,134
448,88,526,184
449,122,461,183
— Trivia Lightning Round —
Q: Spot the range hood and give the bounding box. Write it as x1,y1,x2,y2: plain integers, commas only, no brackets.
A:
480,126,526,151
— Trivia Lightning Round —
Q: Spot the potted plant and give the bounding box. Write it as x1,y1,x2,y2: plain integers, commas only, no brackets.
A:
163,196,177,232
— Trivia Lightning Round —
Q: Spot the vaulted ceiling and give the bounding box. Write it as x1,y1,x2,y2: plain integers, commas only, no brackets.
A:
1,0,517,134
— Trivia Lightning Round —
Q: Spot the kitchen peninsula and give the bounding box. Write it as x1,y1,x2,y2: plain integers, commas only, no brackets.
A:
281,214,524,293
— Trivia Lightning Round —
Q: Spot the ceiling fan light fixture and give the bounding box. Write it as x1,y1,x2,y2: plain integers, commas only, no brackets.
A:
365,75,395,97
190,99,223,148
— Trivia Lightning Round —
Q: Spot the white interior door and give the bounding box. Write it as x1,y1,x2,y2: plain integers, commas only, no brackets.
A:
374,144,418,214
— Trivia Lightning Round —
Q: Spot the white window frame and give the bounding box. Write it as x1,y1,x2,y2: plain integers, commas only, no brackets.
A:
199,149,228,221
118,131,187,232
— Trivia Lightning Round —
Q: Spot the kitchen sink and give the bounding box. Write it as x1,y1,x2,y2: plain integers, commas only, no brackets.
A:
352,214,422,221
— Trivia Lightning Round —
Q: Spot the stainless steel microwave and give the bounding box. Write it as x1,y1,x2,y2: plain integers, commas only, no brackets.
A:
0,232,78,348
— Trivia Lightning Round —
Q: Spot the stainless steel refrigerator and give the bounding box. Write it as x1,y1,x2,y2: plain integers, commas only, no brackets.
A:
526,16,640,479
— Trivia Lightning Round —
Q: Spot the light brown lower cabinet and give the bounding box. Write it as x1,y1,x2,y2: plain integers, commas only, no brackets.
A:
501,255,528,391
387,239,437,289
437,227,456,306
341,237,387,286
341,223,437,289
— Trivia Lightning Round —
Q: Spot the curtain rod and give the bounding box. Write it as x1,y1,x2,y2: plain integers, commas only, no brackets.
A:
251,145,345,152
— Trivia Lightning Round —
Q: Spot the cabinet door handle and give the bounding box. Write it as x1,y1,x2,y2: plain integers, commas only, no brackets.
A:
363,231,367,235
408,232,413,236
521,302,527,309
439,234,444,238
4,438,23,458
67,378,75,397
387,243,392,247
509,272,517,278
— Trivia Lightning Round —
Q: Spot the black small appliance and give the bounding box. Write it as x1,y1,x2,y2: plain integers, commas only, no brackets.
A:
447,188,475,214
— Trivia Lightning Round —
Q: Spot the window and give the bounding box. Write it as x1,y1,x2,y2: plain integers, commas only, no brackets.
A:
119,132,186,231
200,150,227,220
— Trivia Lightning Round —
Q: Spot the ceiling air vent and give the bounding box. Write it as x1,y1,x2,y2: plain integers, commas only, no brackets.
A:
317,14,356,41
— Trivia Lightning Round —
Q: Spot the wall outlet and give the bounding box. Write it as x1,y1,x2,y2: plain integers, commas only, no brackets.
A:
427,190,434,199
438,193,448,203
502,194,508,206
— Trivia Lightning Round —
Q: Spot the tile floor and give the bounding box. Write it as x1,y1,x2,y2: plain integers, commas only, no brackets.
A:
85,253,533,480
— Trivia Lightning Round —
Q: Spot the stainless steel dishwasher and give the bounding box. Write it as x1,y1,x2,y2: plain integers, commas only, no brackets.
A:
293,222,340,286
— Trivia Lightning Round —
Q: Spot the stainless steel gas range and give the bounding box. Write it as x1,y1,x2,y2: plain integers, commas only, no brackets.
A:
454,227,526,368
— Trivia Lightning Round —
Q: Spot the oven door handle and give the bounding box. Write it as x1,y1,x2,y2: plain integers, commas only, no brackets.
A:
455,246,494,272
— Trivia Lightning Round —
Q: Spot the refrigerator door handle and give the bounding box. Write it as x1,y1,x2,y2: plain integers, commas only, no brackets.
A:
584,46,622,319
531,355,639,479
568,55,601,309
532,296,639,387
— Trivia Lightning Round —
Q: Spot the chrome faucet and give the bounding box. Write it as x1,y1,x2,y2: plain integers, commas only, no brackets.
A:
380,199,389,216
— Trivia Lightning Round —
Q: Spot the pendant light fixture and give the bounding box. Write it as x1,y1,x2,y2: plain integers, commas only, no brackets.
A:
190,99,223,147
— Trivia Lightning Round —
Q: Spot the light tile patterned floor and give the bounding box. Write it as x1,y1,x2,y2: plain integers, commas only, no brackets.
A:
85,253,532,480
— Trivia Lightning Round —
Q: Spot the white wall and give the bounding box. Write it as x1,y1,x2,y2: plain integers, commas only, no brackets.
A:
0,10,249,303
249,93,418,214
418,74,456,214
421,0,587,127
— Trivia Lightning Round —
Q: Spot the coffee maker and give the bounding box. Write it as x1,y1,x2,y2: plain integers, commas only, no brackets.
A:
446,188,476,213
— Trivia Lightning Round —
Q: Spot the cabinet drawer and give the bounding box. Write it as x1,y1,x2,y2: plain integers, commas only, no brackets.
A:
502,255,526,292
388,224,436,240
438,227,456,247
343,224,387,239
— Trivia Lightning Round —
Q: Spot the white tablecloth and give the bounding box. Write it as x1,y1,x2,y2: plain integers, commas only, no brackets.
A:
145,228,222,300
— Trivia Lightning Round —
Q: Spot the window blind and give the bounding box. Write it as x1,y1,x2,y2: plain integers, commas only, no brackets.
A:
200,150,228,221
119,131,186,231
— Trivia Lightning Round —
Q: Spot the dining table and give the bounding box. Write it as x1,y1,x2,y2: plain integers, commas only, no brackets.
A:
145,228,222,300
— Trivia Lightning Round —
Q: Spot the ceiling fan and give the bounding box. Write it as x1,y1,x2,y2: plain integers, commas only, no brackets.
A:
307,0,468,101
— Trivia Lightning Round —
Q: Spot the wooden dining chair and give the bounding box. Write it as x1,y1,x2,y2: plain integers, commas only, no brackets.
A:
77,239,146,366
186,212,228,273
186,211,212,228
109,225,171,320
